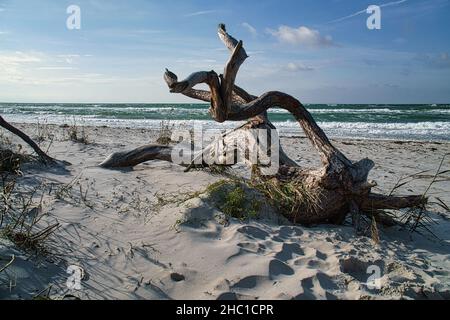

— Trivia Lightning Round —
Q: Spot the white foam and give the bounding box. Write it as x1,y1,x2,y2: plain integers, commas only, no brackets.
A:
4,113,449,141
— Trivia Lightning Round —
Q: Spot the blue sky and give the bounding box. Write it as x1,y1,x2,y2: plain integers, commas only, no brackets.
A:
0,0,449,103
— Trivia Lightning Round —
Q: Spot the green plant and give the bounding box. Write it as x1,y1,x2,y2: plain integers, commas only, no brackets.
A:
206,180,261,221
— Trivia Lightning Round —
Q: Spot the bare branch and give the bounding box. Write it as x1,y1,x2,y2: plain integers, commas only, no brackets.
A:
361,194,427,211
164,70,211,93
225,91,350,166
182,89,212,103
233,84,257,103
0,116,56,165
218,23,248,62
100,145,173,168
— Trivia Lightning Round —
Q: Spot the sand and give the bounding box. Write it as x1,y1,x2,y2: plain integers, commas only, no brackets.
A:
0,123,449,300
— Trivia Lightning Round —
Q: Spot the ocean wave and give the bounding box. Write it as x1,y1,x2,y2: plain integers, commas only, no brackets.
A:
2,105,449,116
3,113,449,141
276,121,450,141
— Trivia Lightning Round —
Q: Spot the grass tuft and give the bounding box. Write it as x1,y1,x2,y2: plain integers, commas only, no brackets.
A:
206,180,261,221
156,121,174,145
0,132,34,174
0,148,26,174
0,175,59,254
66,119,89,144
253,178,321,224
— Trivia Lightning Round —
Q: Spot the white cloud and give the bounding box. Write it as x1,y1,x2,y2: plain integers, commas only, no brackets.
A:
0,52,44,83
0,51,42,64
286,62,314,72
242,22,257,37
0,51,113,86
37,66,78,71
184,10,218,17
267,26,335,48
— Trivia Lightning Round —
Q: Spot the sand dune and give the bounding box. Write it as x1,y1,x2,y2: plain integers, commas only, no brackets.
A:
1,124,449,300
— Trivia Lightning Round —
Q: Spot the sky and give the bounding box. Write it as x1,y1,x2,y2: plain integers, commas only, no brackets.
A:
0,0,449,104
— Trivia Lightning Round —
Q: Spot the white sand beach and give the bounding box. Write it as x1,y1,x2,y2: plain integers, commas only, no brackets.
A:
1,123,449,300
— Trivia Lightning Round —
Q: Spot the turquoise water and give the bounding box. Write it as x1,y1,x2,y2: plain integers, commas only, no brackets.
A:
1,103,449,141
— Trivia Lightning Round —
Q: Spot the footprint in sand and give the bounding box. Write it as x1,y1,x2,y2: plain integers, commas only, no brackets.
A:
231,275,268,290
274,243,305,262
237,242,267,254
316,272,339,291
226,242,268,262
237,226,270,240
339,256,385,282
217,292,238,300
295,277,317,300
269,259,295,278
278,226,304,239
307,259,328,269
295,273,339,300
316,250,328,260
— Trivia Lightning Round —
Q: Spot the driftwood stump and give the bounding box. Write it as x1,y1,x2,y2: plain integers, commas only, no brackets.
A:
101,24,425,225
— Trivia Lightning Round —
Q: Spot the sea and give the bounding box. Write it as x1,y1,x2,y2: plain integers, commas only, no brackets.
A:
0,103,449,141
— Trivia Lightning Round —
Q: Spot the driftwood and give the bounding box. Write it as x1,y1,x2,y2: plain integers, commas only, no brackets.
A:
0,116,56,164
101,24,426,225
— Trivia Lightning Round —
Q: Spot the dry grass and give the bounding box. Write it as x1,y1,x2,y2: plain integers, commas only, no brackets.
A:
0,148,26,174
66,118,89,144
397,153,450,236
0,131,35,175
376,152,450,238
253,178,322,224
53,174,94,209
0,131,58,253
35,120,55,143
0,175,59,254
156,121,174,145
35,120,56,156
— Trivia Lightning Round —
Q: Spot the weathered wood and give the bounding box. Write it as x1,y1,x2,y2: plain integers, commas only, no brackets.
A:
0,116,56,165
361,194,426,211
103,23,426,226
100,145,173,168
220,40,247,120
